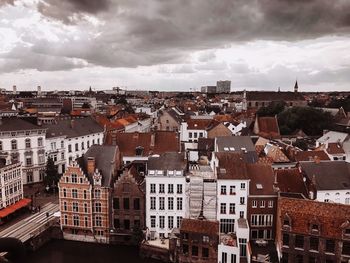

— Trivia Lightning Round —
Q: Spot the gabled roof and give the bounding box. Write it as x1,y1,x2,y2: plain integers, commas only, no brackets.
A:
295,150,330,162
300,161,350,191
326,142,345,155
254,116,280,139
78,145,118,187
215,152,248,180
44,117,103,138
180,219,219,236
246,163,275,196
114,131,179,157
0,117,44,132
275,168,308,196
148,152,186,171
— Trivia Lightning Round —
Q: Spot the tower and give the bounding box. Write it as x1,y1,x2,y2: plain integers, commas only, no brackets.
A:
294,80,299,93
242,89,247,111
37,86,42,96
13,85,17,94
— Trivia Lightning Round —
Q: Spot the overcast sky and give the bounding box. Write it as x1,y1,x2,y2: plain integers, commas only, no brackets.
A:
1,0,350,92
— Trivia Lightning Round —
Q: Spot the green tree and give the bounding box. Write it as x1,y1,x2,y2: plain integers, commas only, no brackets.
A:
131,225,144,246
257,101,286,117
44,157,59,189
278,106,334,136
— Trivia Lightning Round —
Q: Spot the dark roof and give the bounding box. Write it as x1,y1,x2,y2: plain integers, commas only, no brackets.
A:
44,117,103,138
215,136,258,163
148,152,186,171
0,117,44,132
255,116,280,139
246,91,305,101
114,131,179,157
215,152,248,180
79,145,118,187
180,219,219,236
275,168,308,196
300,161,350,191
246,163,276,195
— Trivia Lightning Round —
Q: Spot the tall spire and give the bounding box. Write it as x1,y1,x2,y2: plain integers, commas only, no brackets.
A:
294,80,299,93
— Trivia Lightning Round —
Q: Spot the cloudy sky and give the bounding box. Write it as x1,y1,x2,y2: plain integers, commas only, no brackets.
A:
0,0,350,92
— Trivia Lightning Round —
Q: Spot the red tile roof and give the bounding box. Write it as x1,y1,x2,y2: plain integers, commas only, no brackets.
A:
295,150,330,162
181,219,219,236
275,168,308,196
326,142,345,155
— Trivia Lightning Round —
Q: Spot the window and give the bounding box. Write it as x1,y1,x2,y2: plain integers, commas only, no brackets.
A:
150,197,156,210
221,185,227,195
123,198,129,210
176,216,182,228
229,203,235,214
84,203,88,213
183,244,189,255
71,174,78,183
168,184,173,193
240,211,244,218
72,189,78,198
134,198,140,210
220,203,226,214
177,184,183,194
241,183,245,189
64,215,68,225
150,184,156,193
268,200,273,208
95,203,102,213
202,247,209,258
159,184,165,193
191,246,198,257
252,200,257,208
94,216,102,227
84,217,88,227
11,140,17,150
295,235,304,249
168,216,174,229
73,215,79,226
73,202,79,212
63,188,67,197
25,156,32,166
113,198,119,209
230,185,236,195
38,154,45,164
94,189,101,199
124,219,130,230
81,142,84,150
260,200,265,208
230,254,237,263
325,239,335,253
83,190,87,199
168,197,174,210
310,237,319,251
203,235,209,243
61,140,64,148
68,145,72,153
63,202,67,211
283,234,289,246
159,197,165,210
177,197,183,210
159,216,165,229
150,216,156,228
38,137,43,147
343,241,350,255
75,143,79,151
222,252,227,263
220,219,235,233
240,197,245,204
25,138,31,148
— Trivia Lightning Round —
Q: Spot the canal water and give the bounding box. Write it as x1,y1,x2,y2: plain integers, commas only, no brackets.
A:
27,239,161,263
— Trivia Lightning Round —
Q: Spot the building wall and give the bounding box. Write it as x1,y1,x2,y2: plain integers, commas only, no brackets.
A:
0,128,46,184
58,164,110,243
0,162,23,209
158,111,180,132
247,196,277,241
317,189,350,205
112,171,145,239
45,136,66,174
146,171,187,239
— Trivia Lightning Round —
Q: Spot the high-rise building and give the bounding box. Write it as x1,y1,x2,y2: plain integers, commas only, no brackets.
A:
216,80,231,93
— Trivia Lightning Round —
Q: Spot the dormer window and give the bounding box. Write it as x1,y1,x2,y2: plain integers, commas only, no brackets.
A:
282,214,291,231
309,219,321,235
341,221,350,240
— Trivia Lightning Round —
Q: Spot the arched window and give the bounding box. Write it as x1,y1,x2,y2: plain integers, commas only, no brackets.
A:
25,138,31,148
71,174,77,183
11,139,17,150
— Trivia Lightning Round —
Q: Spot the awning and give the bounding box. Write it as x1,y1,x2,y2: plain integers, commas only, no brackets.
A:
0,198,32,218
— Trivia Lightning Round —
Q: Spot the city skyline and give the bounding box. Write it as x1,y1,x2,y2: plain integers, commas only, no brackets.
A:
1,0,350,91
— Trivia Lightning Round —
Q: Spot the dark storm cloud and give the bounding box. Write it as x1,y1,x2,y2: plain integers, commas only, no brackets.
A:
4,0,350,73
0,0,15,7
37,0,110,24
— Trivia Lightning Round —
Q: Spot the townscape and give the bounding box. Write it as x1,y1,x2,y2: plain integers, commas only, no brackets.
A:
0,82,349,263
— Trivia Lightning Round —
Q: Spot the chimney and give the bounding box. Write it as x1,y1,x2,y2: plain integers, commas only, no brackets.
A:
314,155,320,164
150,132,155,148
87,157,95,175
70,119,75,129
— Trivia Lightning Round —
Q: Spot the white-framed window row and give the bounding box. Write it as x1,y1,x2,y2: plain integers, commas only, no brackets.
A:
251,214,273,227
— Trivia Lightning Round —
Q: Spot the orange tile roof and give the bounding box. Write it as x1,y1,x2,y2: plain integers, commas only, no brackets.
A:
0,198,31,218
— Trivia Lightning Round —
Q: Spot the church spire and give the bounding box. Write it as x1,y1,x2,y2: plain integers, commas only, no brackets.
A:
294,80,299,93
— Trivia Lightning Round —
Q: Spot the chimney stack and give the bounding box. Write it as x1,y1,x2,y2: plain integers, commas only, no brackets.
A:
314,155,320,164
70,119,75,129
87,157,95,175
150,132,155,148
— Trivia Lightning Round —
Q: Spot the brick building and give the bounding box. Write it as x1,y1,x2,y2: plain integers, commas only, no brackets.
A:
58,145,119,243
276,194,350,263
178,219,219,263
112,167,145,244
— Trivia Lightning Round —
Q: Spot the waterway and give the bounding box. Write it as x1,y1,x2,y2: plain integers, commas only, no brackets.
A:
27,239,161,263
